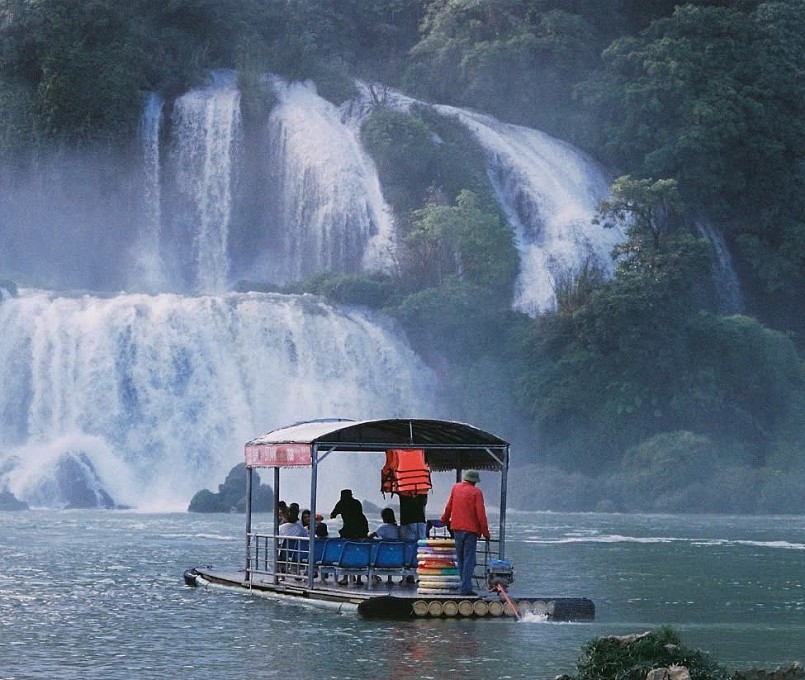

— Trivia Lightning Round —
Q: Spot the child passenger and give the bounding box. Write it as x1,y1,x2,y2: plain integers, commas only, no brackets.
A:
369,507,400,540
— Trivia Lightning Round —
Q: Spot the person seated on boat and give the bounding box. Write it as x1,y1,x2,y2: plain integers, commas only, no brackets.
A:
330,489,369,540
278,506,307,574
369,507,400,540
280,506,305,534
301,509,328,538
330,489,369,585
369,508,401,583
300,509,329,579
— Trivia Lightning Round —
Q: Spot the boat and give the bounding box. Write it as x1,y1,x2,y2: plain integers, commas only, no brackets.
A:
182,417,595,620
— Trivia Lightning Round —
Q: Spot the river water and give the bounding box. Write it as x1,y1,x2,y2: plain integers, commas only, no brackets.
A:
1,511,802,679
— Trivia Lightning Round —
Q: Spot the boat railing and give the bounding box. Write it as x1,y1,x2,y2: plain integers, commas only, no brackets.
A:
247,531,502,588
247,532,312,580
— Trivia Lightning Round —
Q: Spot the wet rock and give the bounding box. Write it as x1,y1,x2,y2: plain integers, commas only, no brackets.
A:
733,662,805,680
646,666,691,680
362,499,381,514
0,451,116,509
0,489,28,511
188,463,273,513
603,631,653,645
55,452,116,509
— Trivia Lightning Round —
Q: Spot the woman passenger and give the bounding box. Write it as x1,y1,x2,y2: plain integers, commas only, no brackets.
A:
369,507,400,540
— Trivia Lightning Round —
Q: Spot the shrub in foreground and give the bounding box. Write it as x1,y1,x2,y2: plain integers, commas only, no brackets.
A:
568,626,729,680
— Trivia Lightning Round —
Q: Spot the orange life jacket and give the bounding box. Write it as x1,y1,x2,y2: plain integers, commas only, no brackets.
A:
380,448,431,497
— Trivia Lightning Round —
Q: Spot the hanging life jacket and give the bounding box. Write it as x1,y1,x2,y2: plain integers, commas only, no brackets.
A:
380,448,432,497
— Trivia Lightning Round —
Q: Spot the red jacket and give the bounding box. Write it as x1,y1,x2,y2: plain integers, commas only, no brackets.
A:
441,481,490,539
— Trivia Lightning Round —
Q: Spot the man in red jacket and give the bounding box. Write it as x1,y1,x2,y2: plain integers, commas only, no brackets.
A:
441,469,490,596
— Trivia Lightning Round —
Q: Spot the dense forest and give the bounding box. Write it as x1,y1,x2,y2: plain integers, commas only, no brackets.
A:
1,0,803,513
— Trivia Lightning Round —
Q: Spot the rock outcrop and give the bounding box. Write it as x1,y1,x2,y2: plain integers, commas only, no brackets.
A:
733,663,805,680
0,489,28,511
188,463,273,513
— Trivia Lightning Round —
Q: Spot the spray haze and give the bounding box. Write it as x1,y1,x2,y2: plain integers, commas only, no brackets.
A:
0,73,744,509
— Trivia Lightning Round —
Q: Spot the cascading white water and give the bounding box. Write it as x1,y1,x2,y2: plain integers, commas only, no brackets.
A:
696,220,743,314
129,92,168,293
0,289,433,510
433,105,624,315
265,78,397,282
171,71,242,293
352,82,625,315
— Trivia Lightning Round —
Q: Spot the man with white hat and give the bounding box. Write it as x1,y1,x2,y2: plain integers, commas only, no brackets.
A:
440,469,490,596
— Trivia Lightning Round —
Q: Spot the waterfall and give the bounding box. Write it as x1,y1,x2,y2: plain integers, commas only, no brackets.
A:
433,105,623,315
265,78,397,283
696,220,743,314
352,82,623,315
2,73,737,512
0,289,433,510
170,71,242,293
129,92,168,293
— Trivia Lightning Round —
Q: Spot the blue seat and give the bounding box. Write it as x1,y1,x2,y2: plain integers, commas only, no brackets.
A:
374,541,405,569
403,540,418,568
315,539,344,580
312,538,327,564
369,541,405,585
336,541,372,582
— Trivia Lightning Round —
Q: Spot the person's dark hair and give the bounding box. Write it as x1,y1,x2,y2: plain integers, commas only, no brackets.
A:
287,507,300,523
381,507,397,525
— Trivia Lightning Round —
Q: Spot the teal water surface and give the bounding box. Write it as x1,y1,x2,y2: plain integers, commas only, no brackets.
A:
0,511,802,679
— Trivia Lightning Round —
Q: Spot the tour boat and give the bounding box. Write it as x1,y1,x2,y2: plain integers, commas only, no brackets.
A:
182,417,595,620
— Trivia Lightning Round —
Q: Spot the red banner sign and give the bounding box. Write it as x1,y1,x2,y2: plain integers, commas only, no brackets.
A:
244,443,312,467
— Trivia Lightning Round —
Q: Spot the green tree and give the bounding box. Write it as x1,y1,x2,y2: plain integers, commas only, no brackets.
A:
519,177,712,468
581,177,710,358
520,175,804,472
682,312,804,463
406,1,605,137
0,0,244,146
404,189,518,295
587,1,805,306
361,107,439,214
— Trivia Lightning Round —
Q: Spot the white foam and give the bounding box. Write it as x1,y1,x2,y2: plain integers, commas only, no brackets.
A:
0,289,433,510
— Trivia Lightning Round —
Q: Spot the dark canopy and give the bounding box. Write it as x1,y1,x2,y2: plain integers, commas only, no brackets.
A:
245,418,509,471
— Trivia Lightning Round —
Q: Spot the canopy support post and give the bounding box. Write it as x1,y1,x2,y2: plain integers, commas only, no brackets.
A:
273,467,280,582
308,444,319,589
245,466,253,581
498,446,509,559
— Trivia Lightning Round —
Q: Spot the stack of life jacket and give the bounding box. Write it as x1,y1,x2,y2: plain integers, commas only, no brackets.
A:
380,448,431,497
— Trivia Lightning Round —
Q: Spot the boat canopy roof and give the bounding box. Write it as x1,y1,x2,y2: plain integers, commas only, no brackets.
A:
244,418,509,472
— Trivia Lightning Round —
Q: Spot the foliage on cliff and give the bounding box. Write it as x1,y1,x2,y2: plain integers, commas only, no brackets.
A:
1,0,803,511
